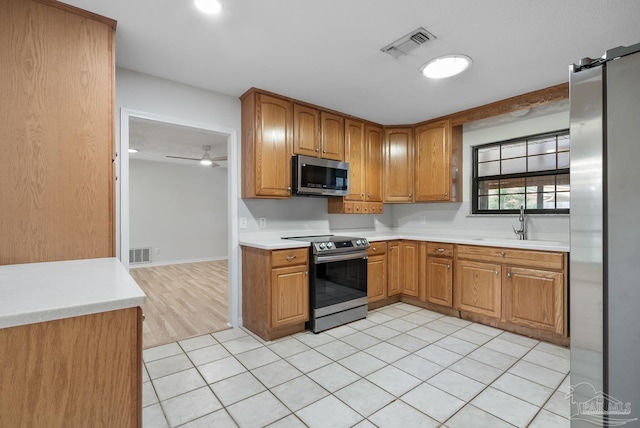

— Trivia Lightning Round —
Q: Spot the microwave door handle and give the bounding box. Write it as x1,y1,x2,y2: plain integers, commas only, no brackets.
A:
315,252,368,264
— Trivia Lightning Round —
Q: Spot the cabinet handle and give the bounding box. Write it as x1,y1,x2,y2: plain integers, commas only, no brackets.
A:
500,251,506,257
323,150,327,153
409,193,412,197
447,264,451,269
495,271,499,276
305,271,308,276
444,192,448,196
315,148,320,152
286,255,297,261
372,247,379,252
287,187,292,192
437,248,445,253
361,193,365,197
507,271,512,278
367,193,371,198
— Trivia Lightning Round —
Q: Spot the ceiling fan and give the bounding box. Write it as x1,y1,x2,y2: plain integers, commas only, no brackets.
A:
166,145,227,167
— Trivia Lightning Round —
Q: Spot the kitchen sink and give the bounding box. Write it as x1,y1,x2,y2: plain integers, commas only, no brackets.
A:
471,237,566,247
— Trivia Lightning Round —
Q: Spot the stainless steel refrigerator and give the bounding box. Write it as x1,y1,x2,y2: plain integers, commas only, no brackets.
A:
570,42,640,427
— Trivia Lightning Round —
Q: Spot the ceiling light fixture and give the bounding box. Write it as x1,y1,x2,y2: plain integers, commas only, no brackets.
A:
195,0,222,14
128,148,139,153
421,54,472,79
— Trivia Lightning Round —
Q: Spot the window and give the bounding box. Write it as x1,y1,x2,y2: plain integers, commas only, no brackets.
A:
472,130,570,214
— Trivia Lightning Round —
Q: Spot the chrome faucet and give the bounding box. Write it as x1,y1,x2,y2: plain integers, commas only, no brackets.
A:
512,205,527,240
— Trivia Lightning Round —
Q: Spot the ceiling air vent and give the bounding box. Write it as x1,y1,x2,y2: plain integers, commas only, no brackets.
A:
381,27,437,59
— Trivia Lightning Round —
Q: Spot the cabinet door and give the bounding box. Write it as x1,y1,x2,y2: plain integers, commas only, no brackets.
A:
293,104,320,157
384,127,414,202
455,260,502,318
271,265,309,328
1,0,115,264
320,111,344,161
365,124,384,202
427,257,453,307
255,94,293,197
367,254,387,303
401,241,419,297
387,241,401,296
344,119,365,201
414,120,451,201
505,267,564,334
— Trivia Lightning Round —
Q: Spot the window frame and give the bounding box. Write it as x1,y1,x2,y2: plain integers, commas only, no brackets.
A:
472,129,570,215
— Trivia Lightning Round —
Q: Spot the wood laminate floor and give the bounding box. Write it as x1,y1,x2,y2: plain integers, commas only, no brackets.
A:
130,260,229,348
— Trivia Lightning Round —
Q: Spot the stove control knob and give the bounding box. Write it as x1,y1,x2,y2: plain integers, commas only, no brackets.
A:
318,243,326,250
355,240,362,246
326,242,334,249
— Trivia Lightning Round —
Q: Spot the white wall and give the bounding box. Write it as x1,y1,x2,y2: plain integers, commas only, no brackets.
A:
129,159,227,264
393,109,571,241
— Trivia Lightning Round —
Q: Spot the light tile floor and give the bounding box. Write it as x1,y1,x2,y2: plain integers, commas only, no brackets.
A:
142,302,571,428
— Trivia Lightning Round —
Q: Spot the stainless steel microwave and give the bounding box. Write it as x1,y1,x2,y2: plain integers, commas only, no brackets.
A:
291,155,349,197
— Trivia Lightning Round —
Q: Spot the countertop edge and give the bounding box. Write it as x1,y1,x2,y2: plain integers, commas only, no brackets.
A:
239,233,569,252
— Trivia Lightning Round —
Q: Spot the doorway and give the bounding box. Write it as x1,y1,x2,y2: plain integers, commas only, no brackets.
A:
118,109,240,348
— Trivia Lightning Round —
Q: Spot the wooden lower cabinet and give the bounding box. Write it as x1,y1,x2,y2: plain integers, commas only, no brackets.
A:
387,241,401,296
386,240,418,297
271,265,309,328
504,266,564,334
0,307,142,428
426,257,453,307
455,260,502,318
454,244,568,344
367,242,387,303
242,246,309,340
401,241,419,297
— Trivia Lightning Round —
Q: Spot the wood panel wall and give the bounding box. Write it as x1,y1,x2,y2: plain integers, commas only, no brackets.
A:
0,0,116,264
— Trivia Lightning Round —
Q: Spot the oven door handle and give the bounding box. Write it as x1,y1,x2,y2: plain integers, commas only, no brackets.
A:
314,251,369,264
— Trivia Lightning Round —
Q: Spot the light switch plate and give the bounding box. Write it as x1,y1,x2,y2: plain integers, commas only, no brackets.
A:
239,217,247,229
259,218,267,229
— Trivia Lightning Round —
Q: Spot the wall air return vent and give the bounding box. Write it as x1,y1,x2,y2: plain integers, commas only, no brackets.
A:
381,27,437,59
130,247,151,265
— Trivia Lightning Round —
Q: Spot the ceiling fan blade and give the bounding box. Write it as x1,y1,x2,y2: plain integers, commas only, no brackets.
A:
210,156,227,161
166,155,200,161
210,162,220,168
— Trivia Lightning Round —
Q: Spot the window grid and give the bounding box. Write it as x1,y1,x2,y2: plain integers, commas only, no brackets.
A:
472,130,570,214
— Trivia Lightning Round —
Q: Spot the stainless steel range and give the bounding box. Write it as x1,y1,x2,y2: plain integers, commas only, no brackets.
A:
284,235,369,333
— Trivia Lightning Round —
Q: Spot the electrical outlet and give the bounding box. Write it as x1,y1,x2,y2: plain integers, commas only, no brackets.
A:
420,216,427,225
239,217,247,229
259,217,267,229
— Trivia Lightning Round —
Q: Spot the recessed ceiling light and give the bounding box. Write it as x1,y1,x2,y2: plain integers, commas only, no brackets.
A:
195,0,222,14
128,148,139,153
421,54,472,79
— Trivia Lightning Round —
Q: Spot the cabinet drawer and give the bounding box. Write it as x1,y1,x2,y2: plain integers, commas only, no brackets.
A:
456,244,564,270
272,248,309,268
426,242,454,257
368,241,388,256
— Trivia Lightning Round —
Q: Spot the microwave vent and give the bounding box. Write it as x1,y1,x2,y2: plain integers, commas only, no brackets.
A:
381,27,436,59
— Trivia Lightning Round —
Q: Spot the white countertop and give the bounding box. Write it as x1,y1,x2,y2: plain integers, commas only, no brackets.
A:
240,231,569,252
0,257,146,329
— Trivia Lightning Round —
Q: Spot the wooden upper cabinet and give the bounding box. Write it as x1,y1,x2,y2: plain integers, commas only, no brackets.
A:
320,111,344,161
293,104,320,157
241,91,293,198
344,119,366,201
414,119,462,202
0,0,116,264
365,124,384,202
384,127,414,202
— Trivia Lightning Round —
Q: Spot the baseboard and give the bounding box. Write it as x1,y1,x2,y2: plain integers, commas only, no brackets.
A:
130,256,228,268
